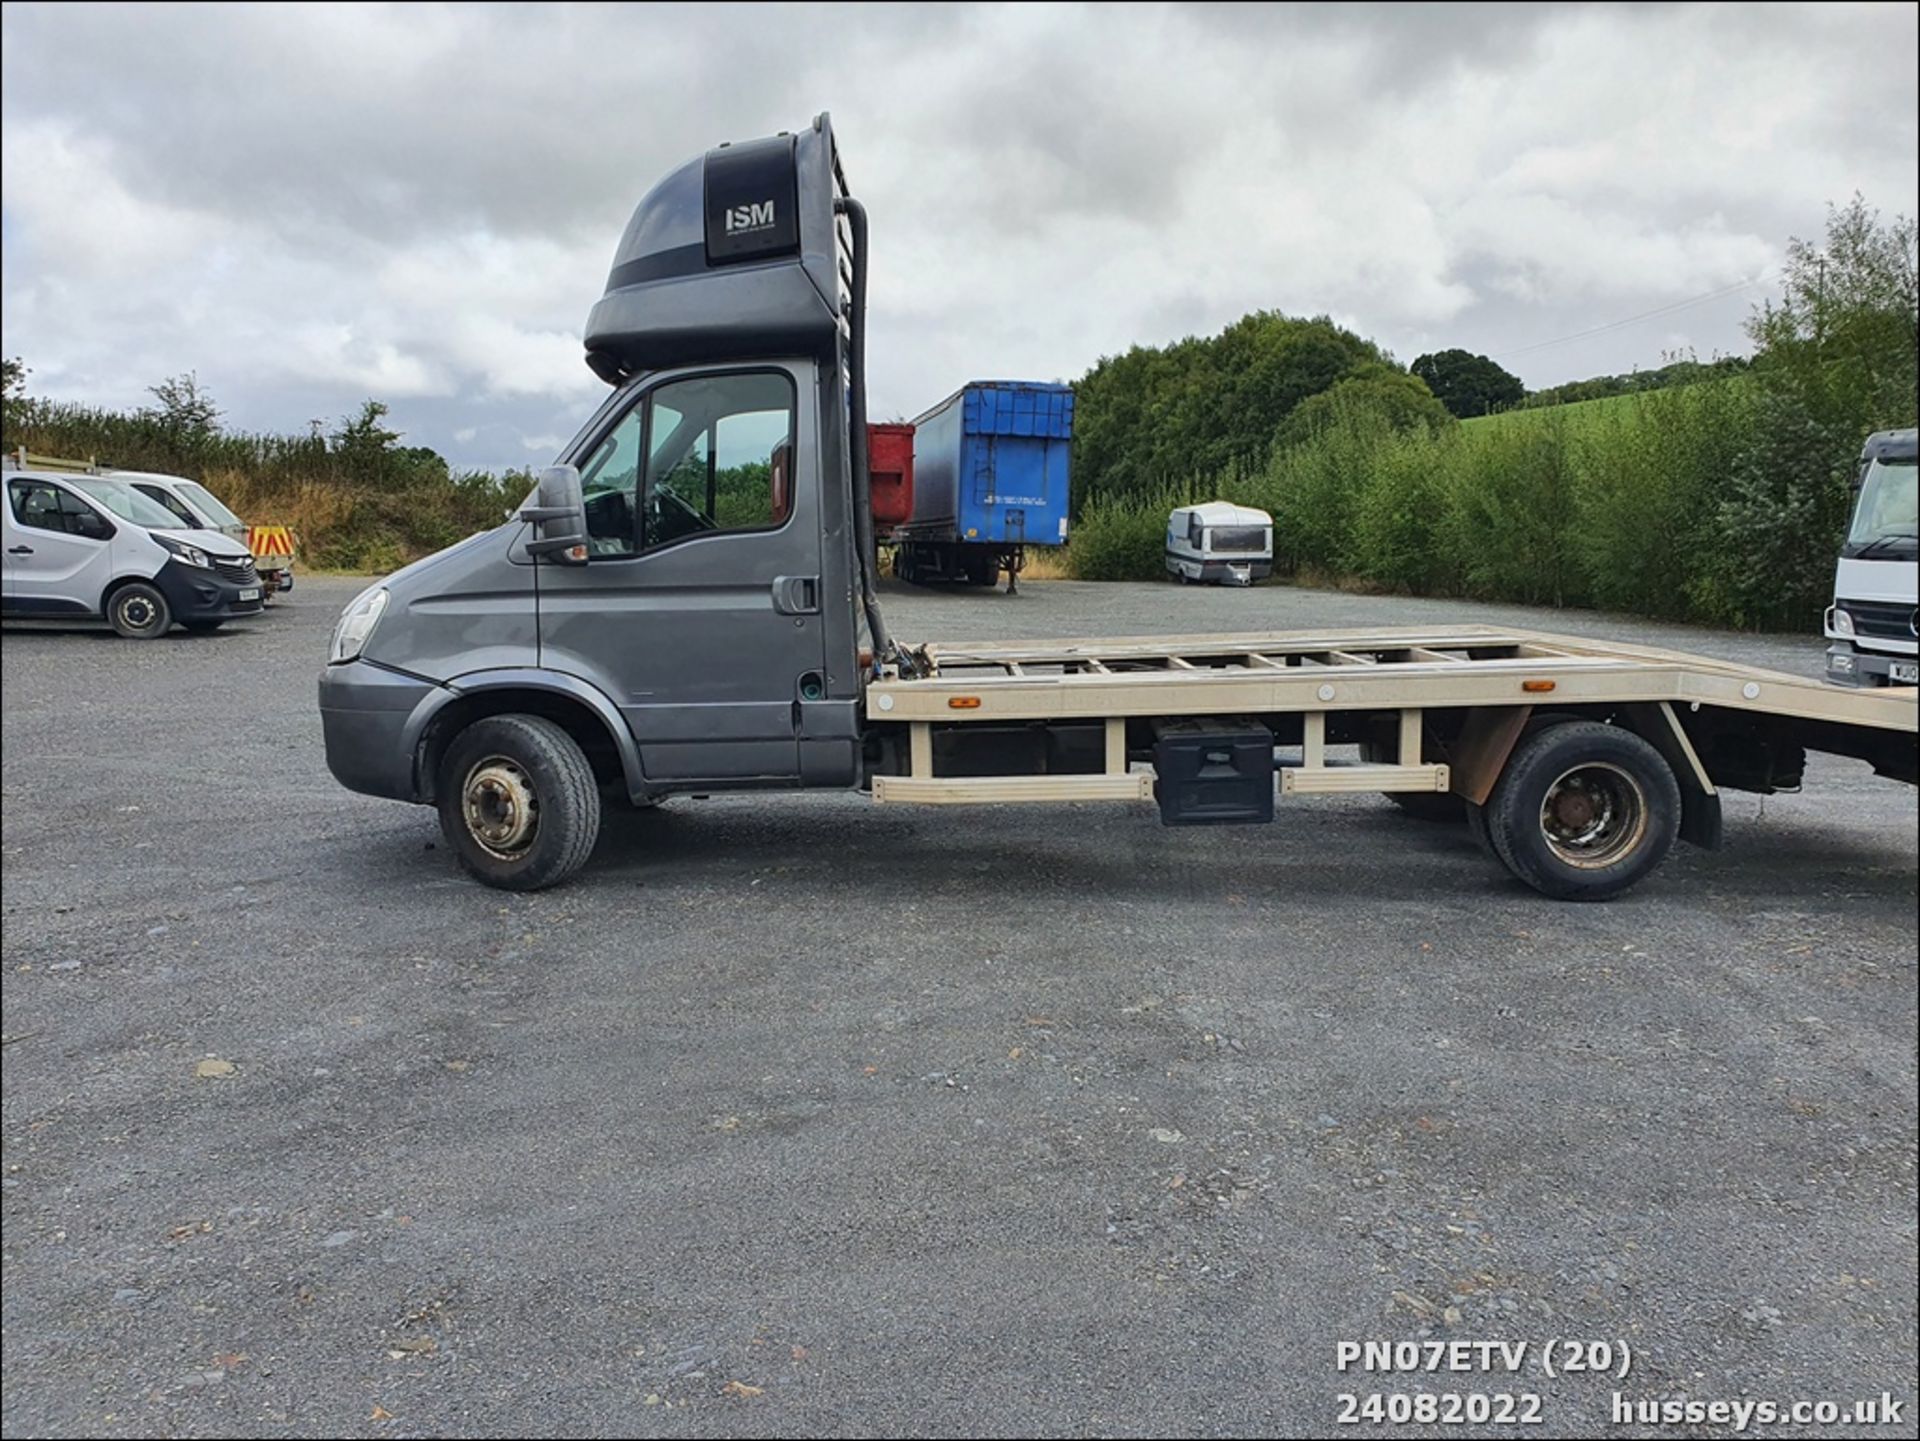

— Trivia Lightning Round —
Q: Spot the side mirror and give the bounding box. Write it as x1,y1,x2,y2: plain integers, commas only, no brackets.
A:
520,465,589,565
76,511,114,541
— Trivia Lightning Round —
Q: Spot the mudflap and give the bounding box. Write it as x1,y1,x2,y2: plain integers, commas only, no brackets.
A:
1680,787,1723,850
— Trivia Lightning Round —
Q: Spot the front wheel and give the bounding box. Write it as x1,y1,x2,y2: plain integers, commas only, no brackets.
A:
1484,721,1680,900
436,714,602,891
107,582,172,639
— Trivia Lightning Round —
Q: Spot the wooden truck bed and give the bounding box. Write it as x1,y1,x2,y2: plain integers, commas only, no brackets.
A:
864,625,1918,806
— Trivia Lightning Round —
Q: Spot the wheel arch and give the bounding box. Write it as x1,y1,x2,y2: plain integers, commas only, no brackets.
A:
1442,702,1720,850
99,570,160,614
406,670,647,805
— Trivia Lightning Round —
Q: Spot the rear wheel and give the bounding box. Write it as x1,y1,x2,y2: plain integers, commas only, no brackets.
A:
107,582,171,639
436,714,602,891
1483,721,1680,900
1463,799,1499,859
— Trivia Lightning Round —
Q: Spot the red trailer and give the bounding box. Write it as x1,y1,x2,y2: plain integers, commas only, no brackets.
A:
867,423,915,531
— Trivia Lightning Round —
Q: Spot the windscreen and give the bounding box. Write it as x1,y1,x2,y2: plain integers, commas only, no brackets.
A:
69,478,189,529
179,481,244,527
1209,525,1269,553
1848,458,1918,547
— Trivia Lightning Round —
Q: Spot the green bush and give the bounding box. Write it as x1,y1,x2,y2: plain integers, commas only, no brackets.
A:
1348,430,1461,594
1069,484,1190,581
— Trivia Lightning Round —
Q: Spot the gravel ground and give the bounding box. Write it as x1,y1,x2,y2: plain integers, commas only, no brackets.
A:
2,576,1915,1439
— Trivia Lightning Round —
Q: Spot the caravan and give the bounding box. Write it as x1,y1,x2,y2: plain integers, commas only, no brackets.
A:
1166,501,1273,585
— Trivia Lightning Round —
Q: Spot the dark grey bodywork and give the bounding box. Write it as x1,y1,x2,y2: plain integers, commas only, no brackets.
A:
320,116,864,804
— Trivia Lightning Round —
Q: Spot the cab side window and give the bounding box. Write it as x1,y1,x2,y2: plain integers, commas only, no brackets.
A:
9,479,108,538
576,371,796,558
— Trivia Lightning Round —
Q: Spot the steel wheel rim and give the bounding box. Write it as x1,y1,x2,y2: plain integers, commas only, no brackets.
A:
1539,761,1647,868
462,755,539,859
120,594,157,629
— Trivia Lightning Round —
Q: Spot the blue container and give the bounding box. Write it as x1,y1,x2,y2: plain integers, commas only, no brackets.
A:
904,381,1074,548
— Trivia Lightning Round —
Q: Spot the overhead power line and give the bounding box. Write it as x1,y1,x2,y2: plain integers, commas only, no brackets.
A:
1494,274,1772,361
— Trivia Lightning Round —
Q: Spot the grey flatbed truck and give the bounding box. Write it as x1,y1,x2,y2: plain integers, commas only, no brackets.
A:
319,116,1918,897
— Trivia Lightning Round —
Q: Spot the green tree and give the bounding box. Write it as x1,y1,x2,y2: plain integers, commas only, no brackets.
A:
1702,196,1918,627
330,399,405,483
1410,348,1527,419
1274,364,1454,449
1073,311,1388,511
146,371,223,438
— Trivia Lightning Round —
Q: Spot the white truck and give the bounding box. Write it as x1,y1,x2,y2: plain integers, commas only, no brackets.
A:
1824,428,1917,687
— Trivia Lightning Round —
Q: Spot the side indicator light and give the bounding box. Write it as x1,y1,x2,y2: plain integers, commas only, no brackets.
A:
1522,680,1557,693
948,696,982,710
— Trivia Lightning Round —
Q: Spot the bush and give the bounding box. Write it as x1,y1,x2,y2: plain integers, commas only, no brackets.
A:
1068,484,1190,581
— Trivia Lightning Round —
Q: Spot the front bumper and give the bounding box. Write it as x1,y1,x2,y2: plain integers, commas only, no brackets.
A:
1191,558,1273,584
154,558,266,621
1825,640,1919,687
319,660,441,801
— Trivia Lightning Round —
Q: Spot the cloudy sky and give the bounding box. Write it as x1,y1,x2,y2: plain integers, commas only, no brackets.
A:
3,2,1915,472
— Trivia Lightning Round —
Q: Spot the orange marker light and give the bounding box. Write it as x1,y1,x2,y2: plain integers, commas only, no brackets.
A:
1522,679,1557,693
948,696,982,710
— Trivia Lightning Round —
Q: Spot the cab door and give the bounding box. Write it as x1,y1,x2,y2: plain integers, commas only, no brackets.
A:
3,478,116,616
534,361,827,784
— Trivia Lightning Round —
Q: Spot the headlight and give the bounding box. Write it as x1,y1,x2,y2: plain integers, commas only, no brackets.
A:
1830,607,1856,637
157,535,213,569
329,586,389,665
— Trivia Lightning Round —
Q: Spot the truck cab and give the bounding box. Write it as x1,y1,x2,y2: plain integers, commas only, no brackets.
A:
1825,428,1917,687
319,115,872,886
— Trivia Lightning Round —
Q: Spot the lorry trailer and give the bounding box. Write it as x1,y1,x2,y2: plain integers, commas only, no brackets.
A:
888,381,1073,591
319,115,1918,897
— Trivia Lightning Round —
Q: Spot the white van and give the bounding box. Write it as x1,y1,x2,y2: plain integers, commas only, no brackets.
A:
117,470,295,597
1166,501,1274,585
1,467,265,637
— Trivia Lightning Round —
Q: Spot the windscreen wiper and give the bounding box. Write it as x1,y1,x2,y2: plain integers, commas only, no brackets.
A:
1854,532,1918,559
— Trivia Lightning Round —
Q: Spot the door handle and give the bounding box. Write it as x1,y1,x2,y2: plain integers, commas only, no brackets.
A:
771,574,820,615
7,546,31,555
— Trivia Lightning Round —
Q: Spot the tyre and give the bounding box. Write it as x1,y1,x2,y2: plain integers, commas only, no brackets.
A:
1483,720,1680,900
1463,799,1499,859
436,714,602,891
107,582,172,639
183,620,224,633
